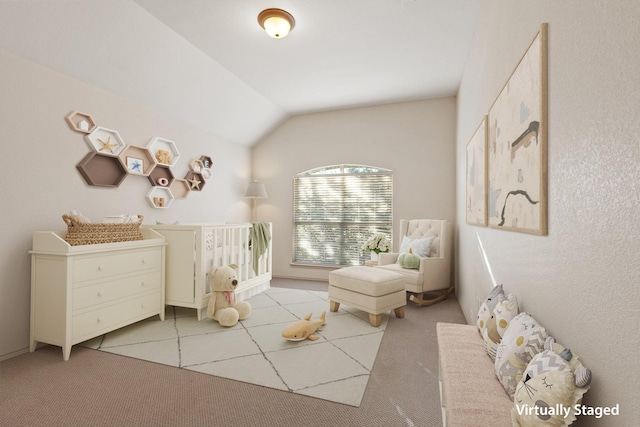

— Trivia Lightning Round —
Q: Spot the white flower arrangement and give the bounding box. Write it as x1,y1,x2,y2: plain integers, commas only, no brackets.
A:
361,233,391,254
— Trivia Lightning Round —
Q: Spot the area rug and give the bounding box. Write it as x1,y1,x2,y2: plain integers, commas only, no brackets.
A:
80,287,389,407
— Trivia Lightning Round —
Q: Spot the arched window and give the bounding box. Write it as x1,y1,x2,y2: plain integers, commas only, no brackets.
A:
293,164,393,266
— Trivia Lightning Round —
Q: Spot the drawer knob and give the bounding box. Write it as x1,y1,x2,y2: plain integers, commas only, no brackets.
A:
97,317,103,323
141,259,146,264
98,266,103,271
98,290,104,297
141,281,145,286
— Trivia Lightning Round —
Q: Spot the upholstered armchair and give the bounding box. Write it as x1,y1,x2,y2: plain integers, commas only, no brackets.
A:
376,219,453,306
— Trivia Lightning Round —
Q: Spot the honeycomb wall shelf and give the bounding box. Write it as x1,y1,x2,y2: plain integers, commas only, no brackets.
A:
148,137,180,166
86,127,126,157
147,165,175,188
76,152,128,187
118,145,156,176
146,187,175,209
185,171,205,191
170,179,191,199
65,111,97,133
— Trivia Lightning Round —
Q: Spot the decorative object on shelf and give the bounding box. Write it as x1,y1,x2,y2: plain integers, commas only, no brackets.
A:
155,149,172,165
488,23,548,235
126,156,144,174
190,159,204,172
62,213,144,245
118,145,156,176
147,137,180,166
76,152,128,187
245,180,268,221
157,177,169,187
85,126,126,157
65,111,96,133
146,186,175,209
258,8,295,39
201,168,212,180
185,171,204,191
147,165,174,188
199,155,213,169
361,232,391,261
466,115,488,226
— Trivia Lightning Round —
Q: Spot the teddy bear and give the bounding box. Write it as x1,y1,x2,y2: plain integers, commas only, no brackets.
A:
206,264,251,327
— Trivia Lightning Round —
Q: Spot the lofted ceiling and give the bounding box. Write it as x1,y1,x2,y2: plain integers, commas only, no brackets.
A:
0,0,481,146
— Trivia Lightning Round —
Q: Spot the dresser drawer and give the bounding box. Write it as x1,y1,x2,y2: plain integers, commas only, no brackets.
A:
73,248,162,283
73,271,162,310
72,291,161,340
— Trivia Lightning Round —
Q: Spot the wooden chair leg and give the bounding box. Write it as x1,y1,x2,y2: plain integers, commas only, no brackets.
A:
409,287,454,307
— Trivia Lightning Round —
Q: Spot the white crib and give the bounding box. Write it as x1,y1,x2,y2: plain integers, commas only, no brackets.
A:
148,223,272,320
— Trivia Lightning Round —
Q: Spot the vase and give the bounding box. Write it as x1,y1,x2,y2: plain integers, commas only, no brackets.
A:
370,252,379,261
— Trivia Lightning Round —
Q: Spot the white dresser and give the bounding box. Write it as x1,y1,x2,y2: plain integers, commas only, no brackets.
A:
29,228,166,360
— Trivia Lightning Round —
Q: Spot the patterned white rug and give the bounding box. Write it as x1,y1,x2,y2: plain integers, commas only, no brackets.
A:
81,287,389,407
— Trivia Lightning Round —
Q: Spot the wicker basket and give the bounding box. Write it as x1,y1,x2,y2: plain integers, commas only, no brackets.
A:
62,214,144,246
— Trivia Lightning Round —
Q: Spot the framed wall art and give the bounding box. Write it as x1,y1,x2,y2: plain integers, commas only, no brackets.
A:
488,23,548,235
466,115,488,226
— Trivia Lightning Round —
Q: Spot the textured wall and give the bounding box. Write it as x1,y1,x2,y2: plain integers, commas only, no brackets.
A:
0,48,252,359
253,98,457,280
455,1,640,425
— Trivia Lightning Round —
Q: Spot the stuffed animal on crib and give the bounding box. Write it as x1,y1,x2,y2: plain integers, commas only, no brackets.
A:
206,264,251,327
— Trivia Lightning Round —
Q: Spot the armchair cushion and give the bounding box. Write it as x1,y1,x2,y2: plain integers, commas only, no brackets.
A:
398,236,434,258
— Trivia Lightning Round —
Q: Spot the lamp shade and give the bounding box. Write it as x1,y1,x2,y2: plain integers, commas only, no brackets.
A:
245,181,268,198
258,8,295,39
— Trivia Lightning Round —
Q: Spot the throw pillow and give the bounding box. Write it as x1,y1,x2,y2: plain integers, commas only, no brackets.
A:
494,312,549,399
482,293,519,360
398,236,434,258
511,338,592,426
476,284,504,332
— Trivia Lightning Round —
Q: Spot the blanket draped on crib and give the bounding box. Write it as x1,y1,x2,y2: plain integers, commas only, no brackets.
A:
249,222,271,275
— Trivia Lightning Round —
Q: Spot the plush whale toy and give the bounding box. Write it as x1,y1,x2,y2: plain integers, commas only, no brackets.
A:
282,312,326,341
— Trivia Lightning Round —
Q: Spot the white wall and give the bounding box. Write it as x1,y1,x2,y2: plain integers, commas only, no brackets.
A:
456,1,640,425
0,48,253,359
252,98,457,280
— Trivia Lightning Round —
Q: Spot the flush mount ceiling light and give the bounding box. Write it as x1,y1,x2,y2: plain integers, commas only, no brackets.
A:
257,8,295,39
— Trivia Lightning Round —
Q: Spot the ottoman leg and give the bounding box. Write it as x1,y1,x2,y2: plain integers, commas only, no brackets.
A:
369,313,382,327
330,301,340,312
394,306,405,319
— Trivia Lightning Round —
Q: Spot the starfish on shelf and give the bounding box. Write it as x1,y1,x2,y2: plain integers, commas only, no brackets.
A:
98,136,117,153
188,175,202,190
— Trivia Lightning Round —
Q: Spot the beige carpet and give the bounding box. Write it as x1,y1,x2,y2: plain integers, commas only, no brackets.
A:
80,287,389,407
1,279,468,427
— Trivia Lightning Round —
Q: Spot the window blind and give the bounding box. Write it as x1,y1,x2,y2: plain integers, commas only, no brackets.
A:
293,166,392,266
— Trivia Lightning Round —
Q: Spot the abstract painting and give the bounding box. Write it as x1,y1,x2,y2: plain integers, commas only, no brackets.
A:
488,23,548,235
466,116,488,226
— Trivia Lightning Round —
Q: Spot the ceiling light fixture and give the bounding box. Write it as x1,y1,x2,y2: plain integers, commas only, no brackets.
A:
257,8,295,39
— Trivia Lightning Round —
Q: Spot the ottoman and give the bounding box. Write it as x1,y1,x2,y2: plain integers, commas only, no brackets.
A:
328,266,406,327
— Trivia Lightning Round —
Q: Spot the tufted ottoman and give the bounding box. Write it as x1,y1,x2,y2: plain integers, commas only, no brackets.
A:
328,266,406,327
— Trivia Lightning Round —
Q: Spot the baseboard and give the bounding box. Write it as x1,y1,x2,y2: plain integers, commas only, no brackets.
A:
0,346,29,362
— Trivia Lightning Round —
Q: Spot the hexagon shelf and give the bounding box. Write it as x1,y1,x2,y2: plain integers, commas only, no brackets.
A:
170,179,191,199
185,171,205,191
65,111,97,133
199,155,213,169
86,127,126,157
77,152,128,187
190,159,204,172
147,165,175,188
148,137,180,166
146,186,175,209
119,145,157,176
